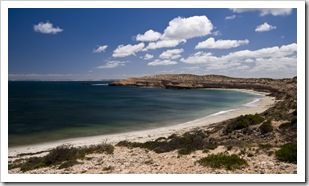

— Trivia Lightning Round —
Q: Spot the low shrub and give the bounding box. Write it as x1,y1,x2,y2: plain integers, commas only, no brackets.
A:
226,145,233,151
178,148,192,155
225,114,265,134
259,120,273,134
279,116,297,130
197,153,248,170
58,160,80,169
20,157,46,172
259,143,273,150
117,130,209,154
205,144,218,150
44,144,83,165
17,142,114,172
275,143,297,163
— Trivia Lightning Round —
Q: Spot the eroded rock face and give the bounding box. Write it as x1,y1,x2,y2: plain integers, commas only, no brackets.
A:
109,74,296,99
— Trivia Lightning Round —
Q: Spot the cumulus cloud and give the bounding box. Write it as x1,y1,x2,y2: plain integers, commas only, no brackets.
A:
159,49,184,59
142,54,154,60
231,8,293,16
225,15,236,20
112,43,145,58
212,31,221,36
33,21,63,34
161,16,213,40
255,22,277,32
144,39,186,51
93,45,108,53
136,30,162,42
181,43,297,74
148,59,178,66
96,60,125,69
195,37,249,49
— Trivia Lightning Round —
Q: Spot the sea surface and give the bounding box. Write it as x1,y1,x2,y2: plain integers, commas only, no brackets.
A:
8,81,263,147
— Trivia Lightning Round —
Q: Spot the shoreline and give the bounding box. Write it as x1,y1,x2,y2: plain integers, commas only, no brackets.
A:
8,89,276,158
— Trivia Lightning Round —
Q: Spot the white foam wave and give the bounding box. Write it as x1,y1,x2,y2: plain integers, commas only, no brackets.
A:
207,108,239,117
177,108,239,126
91,84,108,86
243,98,260,107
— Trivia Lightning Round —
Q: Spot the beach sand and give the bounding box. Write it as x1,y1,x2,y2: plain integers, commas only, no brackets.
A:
8,90,276,158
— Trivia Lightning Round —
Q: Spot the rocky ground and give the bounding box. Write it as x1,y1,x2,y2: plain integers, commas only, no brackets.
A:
9,145,296,174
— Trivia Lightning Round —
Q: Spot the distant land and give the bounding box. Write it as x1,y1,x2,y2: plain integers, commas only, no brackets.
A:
110,74,296,99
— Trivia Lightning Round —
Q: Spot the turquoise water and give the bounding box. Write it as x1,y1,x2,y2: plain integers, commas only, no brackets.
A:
8,81,262,147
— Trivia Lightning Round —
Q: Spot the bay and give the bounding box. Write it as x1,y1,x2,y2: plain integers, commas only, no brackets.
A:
8,81,262,147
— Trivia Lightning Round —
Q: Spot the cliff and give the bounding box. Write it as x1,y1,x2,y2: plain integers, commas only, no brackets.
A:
109,74,297,99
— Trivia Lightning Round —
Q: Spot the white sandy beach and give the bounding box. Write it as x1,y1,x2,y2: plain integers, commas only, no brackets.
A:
8,91,276,158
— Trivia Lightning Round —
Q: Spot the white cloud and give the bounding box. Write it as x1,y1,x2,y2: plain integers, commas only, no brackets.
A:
212,31,222,36
181,43,297,75
231,8,293,16
93,45,108,53
159,49,184,59
180,51,218,64
255,22,277,32
142,54,154,60
195,37,249,49
33,21,63,34
97,60,125,69
112,43,145,57
136,30,162,42
148,59,178,66
144,39,186,50
225,15,236,20
161,16,213,40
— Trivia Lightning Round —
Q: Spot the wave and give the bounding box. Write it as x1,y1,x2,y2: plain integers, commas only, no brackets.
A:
177,108,239,126
207,108,239,117
91,84,108,86
243,98,260,107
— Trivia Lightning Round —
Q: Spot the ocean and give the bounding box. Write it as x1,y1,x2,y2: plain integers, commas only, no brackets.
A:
8,81,263,147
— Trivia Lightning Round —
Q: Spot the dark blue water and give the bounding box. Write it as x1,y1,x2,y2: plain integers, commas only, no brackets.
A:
8,81,262,147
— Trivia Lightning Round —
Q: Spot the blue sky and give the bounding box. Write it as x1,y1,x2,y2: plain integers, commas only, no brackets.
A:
8,8,297,80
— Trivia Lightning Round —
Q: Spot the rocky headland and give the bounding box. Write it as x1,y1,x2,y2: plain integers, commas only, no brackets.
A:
109,74,296,98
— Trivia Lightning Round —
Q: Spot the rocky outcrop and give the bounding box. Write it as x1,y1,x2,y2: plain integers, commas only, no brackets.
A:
109,74,296,99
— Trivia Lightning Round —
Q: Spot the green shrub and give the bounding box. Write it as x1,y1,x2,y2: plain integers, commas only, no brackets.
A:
225,114,265,133
86,143,114,154
279,116,297,130
44,144,84,165
102,166,114,171
259,143,273,150
17,142,114,172
259,120,273,134
58,160,80,169
226,145,233,151
197,153,248,170
275,143,297,163
20,157,46,172
117,130,208,154
178,148,192,155
206,144,218,150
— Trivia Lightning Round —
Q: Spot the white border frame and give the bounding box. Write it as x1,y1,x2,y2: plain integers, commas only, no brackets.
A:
1,1,306,183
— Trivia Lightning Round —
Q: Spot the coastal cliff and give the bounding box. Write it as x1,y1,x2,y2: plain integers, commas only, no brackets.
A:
110,74,296,99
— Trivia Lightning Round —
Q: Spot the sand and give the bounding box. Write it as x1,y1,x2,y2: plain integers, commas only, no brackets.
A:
8,90,276,158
